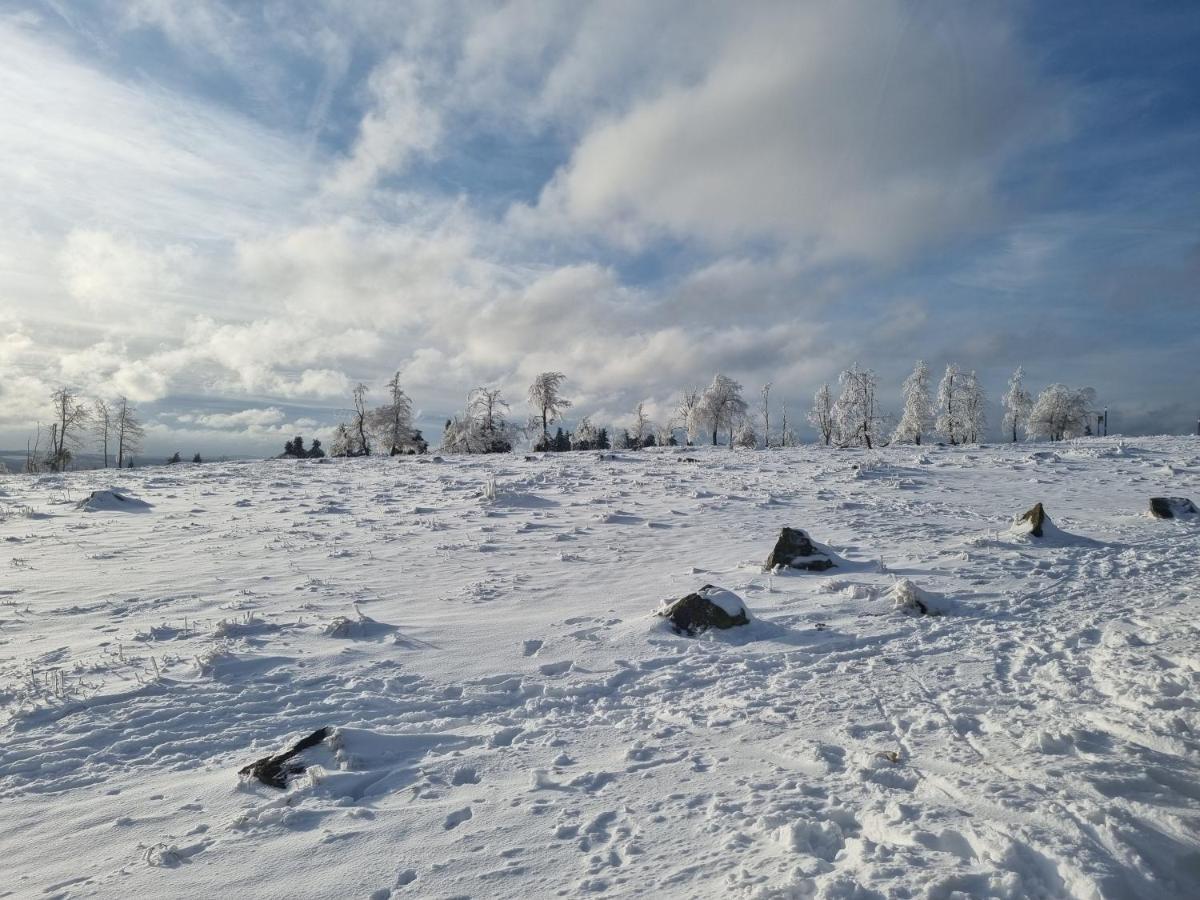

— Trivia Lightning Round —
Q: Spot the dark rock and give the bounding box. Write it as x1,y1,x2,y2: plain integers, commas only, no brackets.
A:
1017,503,1047,537
239,727,331,788
659,585,749,636
765,527,835,571
1150,497,1198,519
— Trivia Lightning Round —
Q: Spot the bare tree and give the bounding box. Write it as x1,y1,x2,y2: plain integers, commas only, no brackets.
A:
761,382,772,448
94,398,113,467
527,372,572,448
631,401,650,449
25,424,44,473
807,383,834,446
351,383,371,456
780,406,791,447
49,387,90,471
115,396,145,467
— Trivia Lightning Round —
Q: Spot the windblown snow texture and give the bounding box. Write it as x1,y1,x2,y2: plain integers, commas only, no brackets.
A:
1,437,1198,898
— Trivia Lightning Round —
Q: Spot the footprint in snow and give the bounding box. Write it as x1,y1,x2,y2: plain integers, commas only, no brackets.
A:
443,806,473,830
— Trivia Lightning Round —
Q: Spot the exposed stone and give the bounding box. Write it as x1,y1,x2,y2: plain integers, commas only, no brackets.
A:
1149,497,1198,519
765,527,835,571
659,585,749,636
239,727,331,788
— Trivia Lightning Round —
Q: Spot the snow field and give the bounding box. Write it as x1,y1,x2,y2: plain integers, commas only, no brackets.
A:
0,437,1198,898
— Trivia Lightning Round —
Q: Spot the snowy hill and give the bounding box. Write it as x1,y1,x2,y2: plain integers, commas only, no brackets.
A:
1,438,1198,898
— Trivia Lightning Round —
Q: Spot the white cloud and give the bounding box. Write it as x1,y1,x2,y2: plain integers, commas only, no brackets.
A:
536,1,1066,262
324,56,442,197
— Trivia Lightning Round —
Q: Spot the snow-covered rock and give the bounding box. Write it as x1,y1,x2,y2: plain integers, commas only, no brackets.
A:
1149,496,1198,519
658,585,750,635
764,527,836,571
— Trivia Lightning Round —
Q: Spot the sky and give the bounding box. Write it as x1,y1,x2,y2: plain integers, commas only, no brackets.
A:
1,0,1198,457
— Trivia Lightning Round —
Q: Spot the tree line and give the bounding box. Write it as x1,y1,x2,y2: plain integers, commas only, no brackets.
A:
23,389,147,472
321,365,1100,459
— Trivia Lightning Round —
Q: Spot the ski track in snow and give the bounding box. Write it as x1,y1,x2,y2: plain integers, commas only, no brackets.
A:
0,438,1198,899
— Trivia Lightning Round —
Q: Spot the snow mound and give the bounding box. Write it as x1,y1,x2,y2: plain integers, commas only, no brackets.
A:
77,489,152,512
322,611,397,640
889,579,952,616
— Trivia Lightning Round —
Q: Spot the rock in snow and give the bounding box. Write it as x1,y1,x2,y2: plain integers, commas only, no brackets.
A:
239,727,331,788
764,527,836,571
77,489,152,512
659,585,750,635
1149,496,1198,519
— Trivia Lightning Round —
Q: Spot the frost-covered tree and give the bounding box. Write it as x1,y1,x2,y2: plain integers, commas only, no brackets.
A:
674,388,701,446
935,364,967,445
807,383,834,446
734,420,758,449
631,401,651,449
1001,366,1032,442
1027,384,1096,441
961,371,987,444
442,388,513,454
572,417,598,451
892,360,932,445
469,387,513,452
832,364,881,448
527,372,572,447
48,387,89,471
369,372,415,455
330,423,353,457
350,383,371,456
700,374,747,446
115,396,144,468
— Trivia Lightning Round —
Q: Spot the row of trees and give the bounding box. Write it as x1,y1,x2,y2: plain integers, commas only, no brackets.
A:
804,362,1097,449
25,389,146,472
26,364,1104,473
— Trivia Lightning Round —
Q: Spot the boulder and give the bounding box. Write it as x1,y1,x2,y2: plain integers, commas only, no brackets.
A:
659,585,749,636
765,527,835,571
1149,497,1198,519
239,727,331,788
1015,502,1047,537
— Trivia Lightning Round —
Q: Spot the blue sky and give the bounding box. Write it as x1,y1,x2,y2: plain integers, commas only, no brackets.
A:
1,0,1197,455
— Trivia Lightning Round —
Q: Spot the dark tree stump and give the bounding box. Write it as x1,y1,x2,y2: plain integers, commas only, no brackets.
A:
1017,503,1046,537
239,727,331,788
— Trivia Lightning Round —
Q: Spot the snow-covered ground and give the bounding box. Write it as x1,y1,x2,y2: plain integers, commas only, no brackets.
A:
1,437,1198,899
